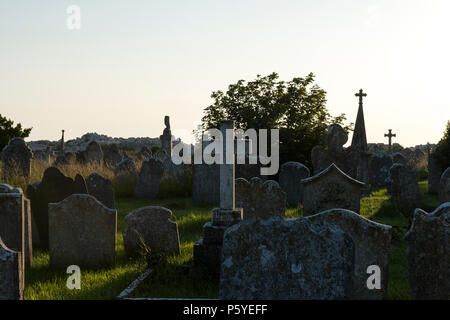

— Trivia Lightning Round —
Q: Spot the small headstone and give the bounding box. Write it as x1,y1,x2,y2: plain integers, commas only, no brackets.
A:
48,194,117,269
369,151,393,187
123,206,180,256
306,209,392,300
404,203,449,299
219,217,355,300
134,158,165,199
53,152,76,166
279,162,310,206
392,152,407,165
235,177,286,220
301,163,364,216
439,167,450,204
385,163,422,213
86,173,115,209
1,138,33,180
33,150,51,163
0,237,24,300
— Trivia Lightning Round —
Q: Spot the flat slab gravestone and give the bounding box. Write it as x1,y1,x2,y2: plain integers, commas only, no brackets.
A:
134,158,165,199
219,216,355,300
404,203,449,300
86,173,115,209
48,194,117,269
439,167,450,204
0,237,24,300
279,161,310,206
123,206,180,256
301,163,364,216
306,208,392,300
235,177,286,220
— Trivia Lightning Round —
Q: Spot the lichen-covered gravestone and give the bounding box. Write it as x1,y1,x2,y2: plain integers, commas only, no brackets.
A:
301,164,364,216
306,209,392,300
439,167,450,204
114,157,137,176
219,217,355,300
1,138,33,180
235,177,286,220
78,141,103,164
27,167,88,249
385,163,422,213
86,173,115,209
369,152,393,187
134,158,165,199
404,203,449,299
279,162,310,206
123,206,180,256
0,237,24,300
103,144,123,166
48,194,117,269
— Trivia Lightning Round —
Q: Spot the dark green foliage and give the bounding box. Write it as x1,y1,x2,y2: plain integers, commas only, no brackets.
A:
433,121,450,171
0,113,32,150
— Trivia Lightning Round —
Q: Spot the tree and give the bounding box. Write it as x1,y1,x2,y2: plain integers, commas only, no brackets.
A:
0,113,32,151
201,73,351,169
434,120,450,171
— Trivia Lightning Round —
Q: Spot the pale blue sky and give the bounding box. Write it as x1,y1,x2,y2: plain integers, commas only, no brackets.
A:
1,0,449,146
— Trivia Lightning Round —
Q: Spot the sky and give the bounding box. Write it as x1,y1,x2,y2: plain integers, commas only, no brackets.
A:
1,0,449,147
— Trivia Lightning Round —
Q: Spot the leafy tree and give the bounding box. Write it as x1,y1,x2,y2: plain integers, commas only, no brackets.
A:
0,113,32,151
434,120,450,171
201,73,351,169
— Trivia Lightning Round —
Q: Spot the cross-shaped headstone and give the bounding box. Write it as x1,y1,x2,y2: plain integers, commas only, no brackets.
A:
384,129,396,153
355,89,367,108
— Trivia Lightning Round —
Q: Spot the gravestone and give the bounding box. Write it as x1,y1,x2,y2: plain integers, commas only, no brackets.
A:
138,146,152,160
48,194,117,269
439,167,450,204
1,138,33,180
103,144,123,166
114,157,137,176
0,237,24,300
26,167,88,249
134,158,165,199
428,152,442,194
86,173,115,209
301,163,364,216
219,216,355,300
192,161,219,205
235,177,286,220
369,152,393,187
392,152,407,165
33,149,51,163
385,164,422,213
404,203,449,299
306,209,392,300
123,206,180,256
53,151,76,166
279,161,310,206
78,141,103,164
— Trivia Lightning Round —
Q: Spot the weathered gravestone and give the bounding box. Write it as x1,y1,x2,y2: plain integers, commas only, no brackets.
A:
0,237,24,300
369,151,393,187
53,151,76,166
26,167,88,249
123,206,180,256
306,209,392,300
279,161,310,206
385,164,422,213
48,194,117,269
219,216,355,300
235,177,286,220
301,163,364,217
392,152,407,165
114,157,137,176
103,144,123,166
86,173,115,209
439,167,450,204
1,138,33,180
134,158,165,199
78,141,103,164
404,203,449,299
192,161,219,205
428,152,442,194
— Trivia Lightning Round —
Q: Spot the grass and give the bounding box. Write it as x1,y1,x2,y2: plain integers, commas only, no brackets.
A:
20,176,440,300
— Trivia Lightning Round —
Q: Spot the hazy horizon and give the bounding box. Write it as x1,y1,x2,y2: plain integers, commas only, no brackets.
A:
1,1,449,147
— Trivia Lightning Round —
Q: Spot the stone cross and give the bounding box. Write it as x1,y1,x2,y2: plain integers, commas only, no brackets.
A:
384,129,396,153
60,130,65,153
220,121,235,210
355,89,367,108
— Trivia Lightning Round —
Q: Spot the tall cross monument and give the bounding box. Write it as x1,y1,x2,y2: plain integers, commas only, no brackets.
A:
384,129,396,153
351,89,368,152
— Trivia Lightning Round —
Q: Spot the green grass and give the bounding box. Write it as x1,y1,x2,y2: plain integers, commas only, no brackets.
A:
25,181,439,300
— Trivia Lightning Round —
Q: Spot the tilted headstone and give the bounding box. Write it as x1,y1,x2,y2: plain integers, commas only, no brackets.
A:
279,161,310,206
392,152,407,165
86,173,115,209
439,167,450,204
123,206,180,256
404,203,449,299
134,158,165,199
219,216,355,300
26,167,88,249
369,151,393,187
428,152,442,194
1,138,33,180
306,209,392,300
385,163,422,213
48,194,117,269
0,237,24,300
235,177,286,220
301,163,364,216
